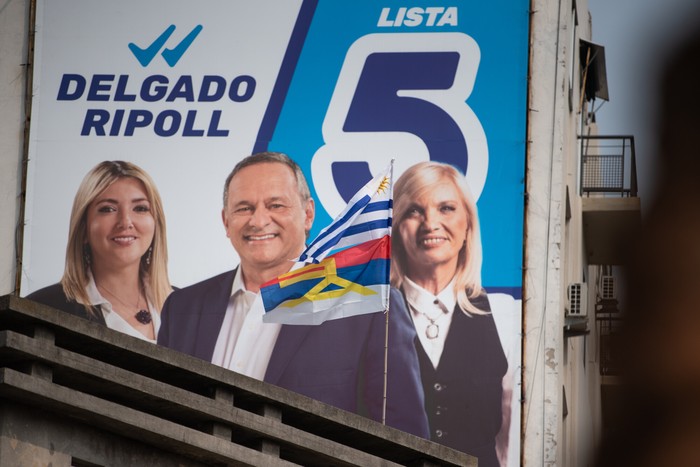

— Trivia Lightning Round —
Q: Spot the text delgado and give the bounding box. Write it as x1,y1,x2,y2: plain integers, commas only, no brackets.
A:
56,73,256,137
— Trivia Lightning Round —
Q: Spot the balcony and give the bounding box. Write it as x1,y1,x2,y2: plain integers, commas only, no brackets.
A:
579,135,642,265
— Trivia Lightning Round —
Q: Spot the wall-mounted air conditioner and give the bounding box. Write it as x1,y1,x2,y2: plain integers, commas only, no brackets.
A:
601,275,616,300
566,282,588,317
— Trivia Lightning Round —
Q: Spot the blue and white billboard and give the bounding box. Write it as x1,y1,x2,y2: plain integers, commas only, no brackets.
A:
22,1,528,465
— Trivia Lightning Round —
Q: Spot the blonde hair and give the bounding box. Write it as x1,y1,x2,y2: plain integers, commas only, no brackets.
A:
391,161,487,315
60,161,171,315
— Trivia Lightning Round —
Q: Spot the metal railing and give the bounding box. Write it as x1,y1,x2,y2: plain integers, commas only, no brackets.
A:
579,135,638,197
596,298,624,376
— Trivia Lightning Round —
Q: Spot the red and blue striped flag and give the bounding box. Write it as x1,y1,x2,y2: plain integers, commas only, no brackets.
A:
261,162,393,325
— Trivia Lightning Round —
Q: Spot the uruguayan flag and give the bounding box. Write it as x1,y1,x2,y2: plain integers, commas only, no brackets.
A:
297,161,393,264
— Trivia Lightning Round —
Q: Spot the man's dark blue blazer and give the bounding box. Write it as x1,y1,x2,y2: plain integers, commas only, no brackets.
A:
157,268,430,438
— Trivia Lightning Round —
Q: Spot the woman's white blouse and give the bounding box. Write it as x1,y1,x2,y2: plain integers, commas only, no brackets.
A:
84,274,161,343
403,276,457,369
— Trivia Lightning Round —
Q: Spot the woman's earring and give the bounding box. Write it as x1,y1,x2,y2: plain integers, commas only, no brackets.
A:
145,246,153,266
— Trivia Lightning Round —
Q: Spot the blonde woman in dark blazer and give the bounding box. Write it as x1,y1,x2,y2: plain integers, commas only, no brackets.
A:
391,161,509,467
29,160,172,342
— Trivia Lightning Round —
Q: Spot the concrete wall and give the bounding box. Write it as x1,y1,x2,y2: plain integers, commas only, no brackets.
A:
524,0,603,465
524,0,568,463
0,403,210,467
0,0,29,296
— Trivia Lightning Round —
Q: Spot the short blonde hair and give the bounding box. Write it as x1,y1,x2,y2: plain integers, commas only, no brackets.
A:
60,161,171,315
391,161,487,315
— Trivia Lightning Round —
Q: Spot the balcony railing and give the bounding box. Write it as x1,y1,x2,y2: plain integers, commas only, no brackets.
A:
579,135,638,197
596,298,624,376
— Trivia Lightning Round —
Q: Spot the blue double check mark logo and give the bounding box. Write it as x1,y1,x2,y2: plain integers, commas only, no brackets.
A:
128,24,203,67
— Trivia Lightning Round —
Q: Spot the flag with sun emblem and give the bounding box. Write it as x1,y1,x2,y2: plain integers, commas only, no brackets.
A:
261,162,393,325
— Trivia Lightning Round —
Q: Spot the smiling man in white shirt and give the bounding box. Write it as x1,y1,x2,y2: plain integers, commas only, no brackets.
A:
158,151,429,438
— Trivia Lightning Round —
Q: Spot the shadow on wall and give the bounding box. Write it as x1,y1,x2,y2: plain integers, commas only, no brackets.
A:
595,23,700,467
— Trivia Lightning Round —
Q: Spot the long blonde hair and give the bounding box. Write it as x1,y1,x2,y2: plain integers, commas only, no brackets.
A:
391,161,487,315
60,161,171,315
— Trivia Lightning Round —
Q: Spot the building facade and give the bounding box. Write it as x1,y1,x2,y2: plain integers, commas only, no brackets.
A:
525,0,639,465
0,0,639,465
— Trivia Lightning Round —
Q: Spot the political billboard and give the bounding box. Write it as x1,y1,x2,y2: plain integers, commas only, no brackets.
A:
21,1,528,464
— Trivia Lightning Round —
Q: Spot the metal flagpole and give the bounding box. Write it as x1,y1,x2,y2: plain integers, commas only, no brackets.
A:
382,159,394,426
382,303,389,425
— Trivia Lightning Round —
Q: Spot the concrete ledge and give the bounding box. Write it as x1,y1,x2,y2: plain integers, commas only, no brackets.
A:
0,331,400,466
582,197,641,265
0,295,475,466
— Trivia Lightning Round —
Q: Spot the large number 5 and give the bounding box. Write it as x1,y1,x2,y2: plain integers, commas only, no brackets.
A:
312,32,488,217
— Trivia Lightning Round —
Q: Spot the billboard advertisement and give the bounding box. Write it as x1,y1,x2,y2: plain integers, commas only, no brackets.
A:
21,1,528,465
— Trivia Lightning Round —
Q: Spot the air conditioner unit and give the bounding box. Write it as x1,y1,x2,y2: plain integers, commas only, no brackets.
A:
566,282,588,317
601,275,616,300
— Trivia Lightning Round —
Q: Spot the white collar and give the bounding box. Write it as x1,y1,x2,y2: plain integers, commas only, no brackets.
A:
85,270,111,310
86,270,154,312
231,266,248,297
403,275,457,316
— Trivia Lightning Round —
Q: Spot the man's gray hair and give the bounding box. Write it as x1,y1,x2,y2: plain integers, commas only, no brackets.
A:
222,152,311,208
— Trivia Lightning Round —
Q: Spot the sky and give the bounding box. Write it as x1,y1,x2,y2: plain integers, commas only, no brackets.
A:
587,0,700,210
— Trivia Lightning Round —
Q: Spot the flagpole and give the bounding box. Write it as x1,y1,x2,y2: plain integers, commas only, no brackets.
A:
382,303,389,425
382,159,394,426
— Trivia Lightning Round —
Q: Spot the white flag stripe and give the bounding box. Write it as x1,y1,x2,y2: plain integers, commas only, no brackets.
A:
354,206,392,224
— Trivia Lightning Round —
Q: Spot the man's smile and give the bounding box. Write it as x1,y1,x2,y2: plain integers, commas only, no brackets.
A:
244,233,278,241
